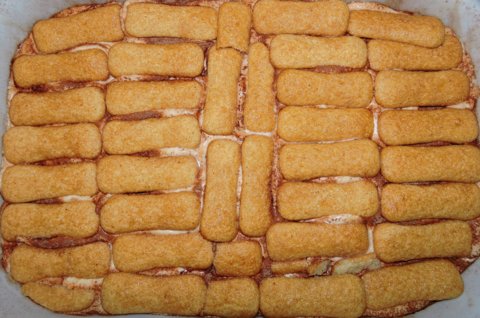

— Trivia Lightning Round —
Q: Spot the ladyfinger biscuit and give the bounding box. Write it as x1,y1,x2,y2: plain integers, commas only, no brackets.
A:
239,136,273,237
203,47,242,135
13,49,108,88
381,145,480,183
368,35,463,71
125,3,217,40
1,201,98,241
10,242,110,283
260,275,366,318
277,70,373,107
106,81,202,115
214,241,262,276
217,2,251,52
279,139,380,180
244,43,275,132
374,221,472,262
33,4,123,53
253,0,349,36
204,278,259,318
101,273,206,315
2,163,97,203
348,10,445,48
201,140,240,242
278,107,373,142
266,222,368,261
382,183,480,221
332,253,381,275
271,260,308,275
100,192,200,233
22,282,95,313
103,116,201,154
363,260,463,310
379,109,478,145
375,70,469,108
10,87,105,126
97,155,197,193
270,35,367,69
4,124,101,164
278,181,378,220
112,233,213,272
108,43,204,77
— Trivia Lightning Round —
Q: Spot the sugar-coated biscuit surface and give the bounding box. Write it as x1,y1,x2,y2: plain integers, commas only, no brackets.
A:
13,49,109,88
374,221,472,262
277,69,373,107
10,87,105,126
112,233,213,272
260,275,366,318
1,201,98,241
125,3,217,40
217,2,251,52
33,4,123,53
214,241,263,276
106,81,202,115
266,222,368,261
101,273,206,315
363,260,463,310
382,183,480,221
2,162,97,203
278,181,378,220
253,0,349,36
22,282,95,313
10,242,110,283
271,259,309,275
100,192,200,233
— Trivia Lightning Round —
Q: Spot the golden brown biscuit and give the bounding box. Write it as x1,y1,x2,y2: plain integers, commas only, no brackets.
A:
108,42,204,77
125,3,217,40
100,192,200,233
379,109,478,145
214,241,263,276
33,4,123,53
112,233,213,272
270,35,367,69
253,0,349,36
368,35,463,71
332,253,381,275
374,221,472,262
260,275,366,318
348,10,445,48
22,282,95,313
103,116,201,154
217,2,251,52
97,155,197,194
278,107,373,142
13,49,108,88
10,87,105,126
382,183,480,221
279,139,380,180
106,81,202,115
2,163,97,203
375,70,470,108
10,242,110,283
239,136,273,237
201,140,240,242
363,260,463,310
1,201,98,241
381,145,480,183
244,43,275,132
204,278,259,318
277,70,373,107
278,181,378,220
270,260,308,275
203,47,242,135
4,124,101,164
266,222,368,261
101,273,206,315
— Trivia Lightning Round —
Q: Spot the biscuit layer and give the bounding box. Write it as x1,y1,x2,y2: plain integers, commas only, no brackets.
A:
214,241,263,276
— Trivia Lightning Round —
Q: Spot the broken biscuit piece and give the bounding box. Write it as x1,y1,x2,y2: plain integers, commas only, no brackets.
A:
217,2,251,52
333,254,381,275
214,241,263,276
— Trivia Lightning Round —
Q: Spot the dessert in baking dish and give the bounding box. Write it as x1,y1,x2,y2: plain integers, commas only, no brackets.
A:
1,0,480,317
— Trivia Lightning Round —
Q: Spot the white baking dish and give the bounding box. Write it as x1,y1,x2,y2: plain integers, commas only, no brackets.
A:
0,0,479,317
